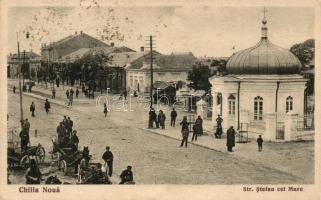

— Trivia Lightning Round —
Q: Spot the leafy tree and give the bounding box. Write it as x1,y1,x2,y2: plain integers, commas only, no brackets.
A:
187,64,212,92
290,39,314,66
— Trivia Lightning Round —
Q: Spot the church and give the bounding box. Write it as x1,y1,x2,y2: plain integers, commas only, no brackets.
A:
210,13,308,141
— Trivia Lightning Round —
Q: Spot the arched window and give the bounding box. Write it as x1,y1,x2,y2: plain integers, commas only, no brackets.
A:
228,94,236,115
254,96,263,120
286,96,293,113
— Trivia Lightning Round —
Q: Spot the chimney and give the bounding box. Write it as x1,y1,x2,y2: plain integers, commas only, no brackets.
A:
110,42,114,47
80,31,83,34
140,46,144,52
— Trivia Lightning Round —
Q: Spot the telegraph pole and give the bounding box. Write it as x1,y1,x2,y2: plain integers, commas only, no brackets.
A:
149,35,154,108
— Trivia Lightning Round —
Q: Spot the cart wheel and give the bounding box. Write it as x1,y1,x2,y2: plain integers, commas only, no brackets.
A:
20,155,30,169
59,160,67,175
36,147,46,164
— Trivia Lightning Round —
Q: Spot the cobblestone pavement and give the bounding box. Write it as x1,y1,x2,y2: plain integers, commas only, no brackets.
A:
7,82,314,184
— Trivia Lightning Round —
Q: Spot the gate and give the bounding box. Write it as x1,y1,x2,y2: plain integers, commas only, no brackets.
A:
276,122,285,140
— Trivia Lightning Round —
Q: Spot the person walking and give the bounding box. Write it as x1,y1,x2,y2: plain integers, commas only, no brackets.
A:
180,116,190,148
13,86,16,93
226,126,236,152
170,108,177,127
158,110,166,129
257,135,263,152
66,89,69,99
76,88,79,98
67,117,73,135
52,88,56,99
24,118,30,135
44,99,51,114
30,102,36,117
123,90,127,100
103,103,108,117
195,116,203,136
102,146,114,177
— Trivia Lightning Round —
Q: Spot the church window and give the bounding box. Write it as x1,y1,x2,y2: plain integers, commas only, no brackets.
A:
228,95,236,115
286,96,293,113
254,96,263,120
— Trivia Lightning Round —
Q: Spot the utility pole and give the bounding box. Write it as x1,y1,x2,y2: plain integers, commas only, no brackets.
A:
146,35,156,108
17,41,23,125
23,50,26,87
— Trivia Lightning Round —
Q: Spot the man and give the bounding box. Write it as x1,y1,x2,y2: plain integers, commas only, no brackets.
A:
226,126,236,152
70,130,79,151
70,88,74,97
13,86,16,93
195,116,203,136
170,108,177,127
119,166,134,184
66,89,69,99
67,117,73,135
216,115,223,128
79,151,91,183
76,88,79,98
102,146,114,177
123,90,127,100
191,124,198,142
30,102,36,117
56,122,65,145
180,116,189,148
20,129,29,152
52,88,56,99
24,118,30,135
25,159,41,184
257,135,263,152
68,92,73,106
44,99,50,114
158,110,166,129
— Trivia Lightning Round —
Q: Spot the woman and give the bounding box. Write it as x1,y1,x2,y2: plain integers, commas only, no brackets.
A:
180,116,190,148
103,103,108,117
25,159,42,184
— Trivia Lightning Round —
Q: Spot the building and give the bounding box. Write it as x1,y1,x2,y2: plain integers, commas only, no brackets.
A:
41,31,110,62
126,52,197,93
7,51,41,79
210,15,311,141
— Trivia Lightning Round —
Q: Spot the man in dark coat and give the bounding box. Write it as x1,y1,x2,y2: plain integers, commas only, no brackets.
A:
25,159,41,184
257,135,263,152
76,88,79,98
170,108,177,127
70,130,79,151
44,99,50,114
215,115,223,138
102,146,114,177
180,116,189,148
66,89,69,99
226,126,236,152
30,102,36,117
119,166,134,184
157,110,166,129
20,129,29,152
56,122,65,145
13,86,16,93
67,117,73,135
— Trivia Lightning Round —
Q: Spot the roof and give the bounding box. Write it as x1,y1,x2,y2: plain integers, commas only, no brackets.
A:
153,81,175,90
109,51,146,67
61,48,91,62
226,18,302,75
128,52,197,71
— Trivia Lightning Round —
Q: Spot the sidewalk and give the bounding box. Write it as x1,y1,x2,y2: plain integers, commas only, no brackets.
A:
142,123,313,183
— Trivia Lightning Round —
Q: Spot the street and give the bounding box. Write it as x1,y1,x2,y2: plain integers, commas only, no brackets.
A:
7,90,311,184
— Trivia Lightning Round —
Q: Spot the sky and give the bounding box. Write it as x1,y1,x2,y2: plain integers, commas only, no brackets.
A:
7,6,314,57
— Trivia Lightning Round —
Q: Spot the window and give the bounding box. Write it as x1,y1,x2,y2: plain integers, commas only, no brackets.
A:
254,96,263,120
286,96,293,113
228,95,236,115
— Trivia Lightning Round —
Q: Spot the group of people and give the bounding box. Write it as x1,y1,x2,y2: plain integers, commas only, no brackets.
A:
179,115,204,147
148,108,167,129
28,99,51,117
66,88,79,106
56,116,79,151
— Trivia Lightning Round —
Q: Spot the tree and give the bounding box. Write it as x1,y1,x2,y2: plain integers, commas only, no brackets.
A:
187,64,212,92
290,39,314,66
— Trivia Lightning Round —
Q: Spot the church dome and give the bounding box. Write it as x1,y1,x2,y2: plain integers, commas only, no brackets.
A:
226,16,302,74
